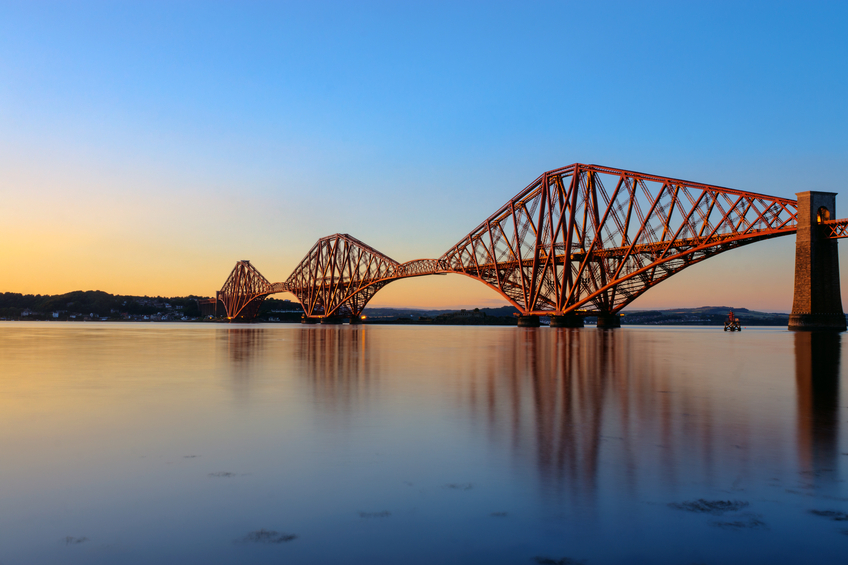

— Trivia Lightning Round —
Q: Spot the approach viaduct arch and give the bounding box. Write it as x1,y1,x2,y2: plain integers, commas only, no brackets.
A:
206,163,848,330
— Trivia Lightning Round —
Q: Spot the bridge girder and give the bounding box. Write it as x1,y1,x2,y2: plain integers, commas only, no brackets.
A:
218,260,275,320
213,163,809,321
284,234,400,318
440,164,798,315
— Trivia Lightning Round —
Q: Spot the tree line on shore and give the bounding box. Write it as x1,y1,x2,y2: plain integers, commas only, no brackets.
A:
0,291,207,320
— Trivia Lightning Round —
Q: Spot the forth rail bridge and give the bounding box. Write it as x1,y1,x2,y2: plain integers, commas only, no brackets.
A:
202,163,848,331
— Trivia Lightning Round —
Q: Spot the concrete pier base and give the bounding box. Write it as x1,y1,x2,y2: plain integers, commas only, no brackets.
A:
550,314,584,328
596,314,621,329
789,313,847,331
348,316,363,324
320,316,345,324
301,316,320,324
789,191,846,332
517,315,540,327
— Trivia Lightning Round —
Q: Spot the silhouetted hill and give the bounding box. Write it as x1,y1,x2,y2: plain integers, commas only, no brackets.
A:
362,305,793,326
621,306,790,326
362,305,520,320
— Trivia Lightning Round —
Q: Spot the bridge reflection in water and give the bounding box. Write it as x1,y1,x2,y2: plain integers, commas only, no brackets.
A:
795,331,841,482
223,326,843,504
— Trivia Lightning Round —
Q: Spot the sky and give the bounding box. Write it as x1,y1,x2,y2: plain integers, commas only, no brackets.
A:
1,1,847,311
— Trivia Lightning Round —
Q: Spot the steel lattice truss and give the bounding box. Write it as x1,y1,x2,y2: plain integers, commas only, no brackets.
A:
822,219,848,239
216,163,808,321
439,164,798,314
283,234,402,317
219,260,276,319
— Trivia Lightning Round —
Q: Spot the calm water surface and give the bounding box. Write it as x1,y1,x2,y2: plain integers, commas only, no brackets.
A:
0,322,846,564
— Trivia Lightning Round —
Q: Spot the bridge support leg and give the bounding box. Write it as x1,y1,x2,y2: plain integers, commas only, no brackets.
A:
301,316,320,324
789,191,846,331
320,316,345,324
596,314,621,329
348,316,363,325
517,315,540,327
550,314,584,328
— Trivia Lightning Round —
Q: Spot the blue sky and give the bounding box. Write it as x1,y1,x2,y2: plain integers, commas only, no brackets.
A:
1,1,846,310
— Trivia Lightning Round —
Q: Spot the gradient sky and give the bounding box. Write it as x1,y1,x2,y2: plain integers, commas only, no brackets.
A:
1,1,847,311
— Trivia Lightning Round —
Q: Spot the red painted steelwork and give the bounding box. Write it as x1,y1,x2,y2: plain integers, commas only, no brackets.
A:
439,164,799,315
821,218,848,239
284,234,401,318
214,163,829,321
219,260,275,320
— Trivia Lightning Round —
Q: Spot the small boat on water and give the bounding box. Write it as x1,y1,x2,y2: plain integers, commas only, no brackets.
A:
724,310,741,331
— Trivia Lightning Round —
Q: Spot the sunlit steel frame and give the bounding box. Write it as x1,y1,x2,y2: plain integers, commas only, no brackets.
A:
283,234,400,318
218,260,276,320
439,164,799,315
215,163,820,321
821,218,848,239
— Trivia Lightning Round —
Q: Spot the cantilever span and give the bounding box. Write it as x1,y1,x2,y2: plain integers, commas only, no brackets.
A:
212,163,825,323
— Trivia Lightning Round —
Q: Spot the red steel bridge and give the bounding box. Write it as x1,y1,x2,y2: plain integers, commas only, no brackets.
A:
205,163,848,328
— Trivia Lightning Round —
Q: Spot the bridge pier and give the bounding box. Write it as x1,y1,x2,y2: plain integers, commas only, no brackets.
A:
789,191,846,332
517,315,540,327
320,316,345,325
596,314,621,329
550,314,584,328
301,316,320,324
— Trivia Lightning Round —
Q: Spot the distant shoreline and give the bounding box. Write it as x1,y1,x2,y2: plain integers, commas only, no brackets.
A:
0,291,807,326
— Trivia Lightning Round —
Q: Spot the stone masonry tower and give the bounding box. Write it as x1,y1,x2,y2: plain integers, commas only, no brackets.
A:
788,191,846,331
